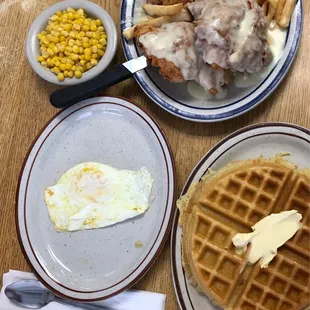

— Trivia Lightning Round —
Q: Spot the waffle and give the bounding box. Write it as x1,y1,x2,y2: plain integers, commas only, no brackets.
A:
178,156,310,310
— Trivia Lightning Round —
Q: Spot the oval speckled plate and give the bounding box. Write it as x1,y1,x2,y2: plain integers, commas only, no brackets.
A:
170,123,310,309
17,96,176,301
121,0,302,122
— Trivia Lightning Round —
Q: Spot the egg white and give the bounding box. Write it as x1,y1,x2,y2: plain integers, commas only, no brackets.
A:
44,162,153,232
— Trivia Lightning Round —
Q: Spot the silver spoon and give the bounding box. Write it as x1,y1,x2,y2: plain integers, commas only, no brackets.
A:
5,280,112,309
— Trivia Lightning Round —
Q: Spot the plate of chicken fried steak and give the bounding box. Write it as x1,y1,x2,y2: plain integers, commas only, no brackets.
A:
121,0,302,122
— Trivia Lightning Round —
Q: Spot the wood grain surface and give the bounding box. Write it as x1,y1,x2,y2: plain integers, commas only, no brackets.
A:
0,1,309,309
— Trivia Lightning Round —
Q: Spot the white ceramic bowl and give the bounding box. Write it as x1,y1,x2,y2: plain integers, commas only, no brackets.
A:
26,0,117,86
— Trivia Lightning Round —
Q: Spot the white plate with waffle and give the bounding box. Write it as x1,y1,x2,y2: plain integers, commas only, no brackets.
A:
171,122,310,310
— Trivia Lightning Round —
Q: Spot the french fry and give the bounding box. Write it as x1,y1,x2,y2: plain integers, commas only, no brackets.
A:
275,0,286,22
266,5,276,25
278,0,295,27
122,16,172,40
262,0,269,16
268,0,279,9
142,3,183,16
170,9,193,22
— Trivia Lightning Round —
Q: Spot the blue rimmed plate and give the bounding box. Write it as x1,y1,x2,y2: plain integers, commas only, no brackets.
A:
121,1,302,122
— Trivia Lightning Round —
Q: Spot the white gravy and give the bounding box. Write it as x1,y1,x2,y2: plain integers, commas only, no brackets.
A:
139,22,198,81
234,23,287,88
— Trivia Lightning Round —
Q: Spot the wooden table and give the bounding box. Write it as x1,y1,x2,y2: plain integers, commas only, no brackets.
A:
0,1,309,309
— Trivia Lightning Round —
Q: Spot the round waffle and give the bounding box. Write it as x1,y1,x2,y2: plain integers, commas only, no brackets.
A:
178,156,310,310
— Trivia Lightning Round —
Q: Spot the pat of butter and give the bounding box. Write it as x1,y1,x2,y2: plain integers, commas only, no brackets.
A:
232,210,302,268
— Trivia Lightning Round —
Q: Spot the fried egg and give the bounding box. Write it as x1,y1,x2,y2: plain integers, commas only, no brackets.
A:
44,162,153,232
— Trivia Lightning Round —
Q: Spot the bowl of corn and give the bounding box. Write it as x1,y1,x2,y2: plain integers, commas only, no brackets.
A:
26,0,117,85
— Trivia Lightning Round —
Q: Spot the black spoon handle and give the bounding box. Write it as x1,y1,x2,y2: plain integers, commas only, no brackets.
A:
50,64,132,109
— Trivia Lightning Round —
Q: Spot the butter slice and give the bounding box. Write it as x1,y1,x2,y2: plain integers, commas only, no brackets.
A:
232,210,302,268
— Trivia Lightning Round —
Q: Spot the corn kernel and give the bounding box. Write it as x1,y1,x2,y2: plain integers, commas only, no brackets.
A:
54,60,61,67
74,70,82,78
56,11,62,17
52,36,59,43
47,34,53,41
47,58,54,67
84,19,91,26
47,48,54,56
75,39,82,46
97,26,104,32
97,44,104,50
68,71,74,78
79,54,85,60
76,65,84,72
77,31,85,39
95,19,102,26
61,58,67,64
82,42,90,48
70,53,79,61
59,63,66,71
90,24,97,31
92,32,100,40
90,58,97,66
72,45,79,53
41,61,47,66
80,59,86,66
63,23,72,31
82,25,89,31
65,46,72,52
86,31,93,38
58,72,65,81
42,51,49,59
67,7,75,13
68,39,75,46
65,63,72,70
37,55,44,62
72,65,77,71
69,31,76,38
59,52,64,57
67,58,74,65
84,47,91,55
98,49,104,57
92,53,99,59
53,66,61,74
73,23,81,30
42,38,50,45
85,62,92,70
50,15,58,21
84,54,91,61
99,38,107,46
79,46,84,54
68,12,74,20
52,46,59,53
64,51,71,56
77,8,84,15
58,44,65,52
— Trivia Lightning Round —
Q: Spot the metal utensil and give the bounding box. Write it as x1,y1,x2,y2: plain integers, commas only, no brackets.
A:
5,280,111,309
50,56,148,109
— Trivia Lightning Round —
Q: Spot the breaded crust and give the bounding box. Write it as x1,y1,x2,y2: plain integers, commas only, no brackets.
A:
134,24,185,83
